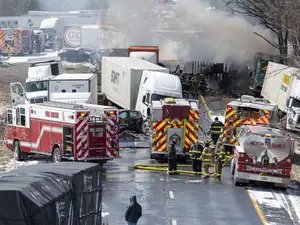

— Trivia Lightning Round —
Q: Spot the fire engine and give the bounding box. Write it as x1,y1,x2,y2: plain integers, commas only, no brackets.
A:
222,95,278,153
231,125,294,189
151,98,200,160
4,102,119,163
0,28,33,55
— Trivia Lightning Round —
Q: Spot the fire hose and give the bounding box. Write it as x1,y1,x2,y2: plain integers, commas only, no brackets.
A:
134,156,233,175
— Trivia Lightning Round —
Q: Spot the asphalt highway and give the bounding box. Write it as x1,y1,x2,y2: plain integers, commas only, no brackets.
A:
102,148,263,225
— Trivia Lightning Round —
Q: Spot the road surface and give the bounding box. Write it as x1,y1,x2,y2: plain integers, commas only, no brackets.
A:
102,148,263,225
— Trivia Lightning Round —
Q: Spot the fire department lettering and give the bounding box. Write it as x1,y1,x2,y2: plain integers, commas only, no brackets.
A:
250,141,264,146
111,70,120,85
45,111,59,118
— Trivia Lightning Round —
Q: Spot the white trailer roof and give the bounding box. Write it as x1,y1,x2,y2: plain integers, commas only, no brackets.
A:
40,18,61,29
103,57,166,70
81,25,99,30
50,73,95,80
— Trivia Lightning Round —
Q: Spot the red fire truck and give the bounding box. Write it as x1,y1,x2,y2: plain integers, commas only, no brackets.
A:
0,28,33,55
4,102,119,163
231,125,294,189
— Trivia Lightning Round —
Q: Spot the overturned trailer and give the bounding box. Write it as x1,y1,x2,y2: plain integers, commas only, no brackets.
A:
0,162,102,225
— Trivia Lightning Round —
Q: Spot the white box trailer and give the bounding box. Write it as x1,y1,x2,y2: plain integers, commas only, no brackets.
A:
48,73,98,104
261,62,300,132
101,57,169,109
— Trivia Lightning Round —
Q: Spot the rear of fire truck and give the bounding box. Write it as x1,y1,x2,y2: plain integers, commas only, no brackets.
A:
222,95,278,153
83,104,119,163
231,125,294,188
151,98,200,160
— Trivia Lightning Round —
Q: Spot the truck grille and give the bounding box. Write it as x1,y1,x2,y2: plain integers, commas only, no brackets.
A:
30,97,47,103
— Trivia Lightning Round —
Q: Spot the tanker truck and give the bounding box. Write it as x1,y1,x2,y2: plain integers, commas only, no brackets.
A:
231,125,294,189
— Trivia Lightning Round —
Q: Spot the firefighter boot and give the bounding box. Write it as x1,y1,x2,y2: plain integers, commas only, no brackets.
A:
203,165,210,179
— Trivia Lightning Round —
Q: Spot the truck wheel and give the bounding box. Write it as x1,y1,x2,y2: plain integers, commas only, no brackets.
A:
52,147,61,163
141,119,150,134
13,141,22,161
29,50,33,54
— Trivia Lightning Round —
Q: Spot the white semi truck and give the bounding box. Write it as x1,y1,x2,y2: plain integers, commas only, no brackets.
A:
100,57,182,132
261,62,300,132
10,73,97,105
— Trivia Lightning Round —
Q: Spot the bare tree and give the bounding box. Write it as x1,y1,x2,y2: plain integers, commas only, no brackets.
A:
223,0,290,61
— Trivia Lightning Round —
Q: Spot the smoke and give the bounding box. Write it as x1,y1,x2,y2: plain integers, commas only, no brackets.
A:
32,0,108,12
105,0,277,63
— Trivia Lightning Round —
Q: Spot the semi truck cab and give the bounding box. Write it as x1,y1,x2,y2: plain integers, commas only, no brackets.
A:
135,71,182,132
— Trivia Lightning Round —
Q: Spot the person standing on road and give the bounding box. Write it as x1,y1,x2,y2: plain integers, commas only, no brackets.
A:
213,142,226,178
190,140,203,175
168,138,179,175
210,117,224,145
200,142,213,179
125,195,142,225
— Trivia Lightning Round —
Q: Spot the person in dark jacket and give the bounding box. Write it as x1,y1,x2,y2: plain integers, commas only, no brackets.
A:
210,117,224,145
168,138,179,175
190,140,203,175
125,195,142,225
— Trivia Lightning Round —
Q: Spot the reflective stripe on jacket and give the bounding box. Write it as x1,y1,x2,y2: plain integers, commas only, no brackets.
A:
200,147,213,165
215,145,226,161
210,121,224,134
190,143,203,160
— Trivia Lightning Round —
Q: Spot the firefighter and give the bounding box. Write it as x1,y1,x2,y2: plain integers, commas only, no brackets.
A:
210,117,224,145
200,142,213,179
35,38,41,54
168,138,179,175
190,140,203,175
213,141,226,178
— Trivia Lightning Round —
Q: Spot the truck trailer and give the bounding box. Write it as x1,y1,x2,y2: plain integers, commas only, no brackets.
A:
261,62,300,132
100,57,182,109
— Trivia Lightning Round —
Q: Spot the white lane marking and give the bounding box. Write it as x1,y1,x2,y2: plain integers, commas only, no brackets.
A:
172,219,177,225
169,191,174,199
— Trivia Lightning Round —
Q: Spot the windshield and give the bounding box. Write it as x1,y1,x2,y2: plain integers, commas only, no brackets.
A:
292,98,300,108
26,81,48,92
151,94,177,101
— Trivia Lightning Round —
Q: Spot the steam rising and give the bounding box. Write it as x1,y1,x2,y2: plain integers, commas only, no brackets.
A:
106,0,277,63
35,0,277,63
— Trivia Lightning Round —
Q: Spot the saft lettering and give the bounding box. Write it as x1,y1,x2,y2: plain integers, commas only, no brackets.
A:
111,70,120,84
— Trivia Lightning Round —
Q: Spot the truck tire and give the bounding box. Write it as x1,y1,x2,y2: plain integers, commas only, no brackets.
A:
141,119,150,134
52,147,61,163
13,140,22,161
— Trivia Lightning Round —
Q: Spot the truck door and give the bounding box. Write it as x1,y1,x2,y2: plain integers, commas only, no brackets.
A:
167,128,184,154
10,82,25,105
88,123,107,157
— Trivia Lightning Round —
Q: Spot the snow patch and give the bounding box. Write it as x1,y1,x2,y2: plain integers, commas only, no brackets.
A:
248,188,300,224
4,159,39,172
287,189,300,223
248,188,282,209
4,52,59,64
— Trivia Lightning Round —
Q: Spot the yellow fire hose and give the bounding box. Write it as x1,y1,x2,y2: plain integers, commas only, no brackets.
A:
134,156,233,175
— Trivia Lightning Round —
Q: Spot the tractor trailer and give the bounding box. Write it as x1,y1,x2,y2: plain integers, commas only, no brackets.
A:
261,62,300,132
